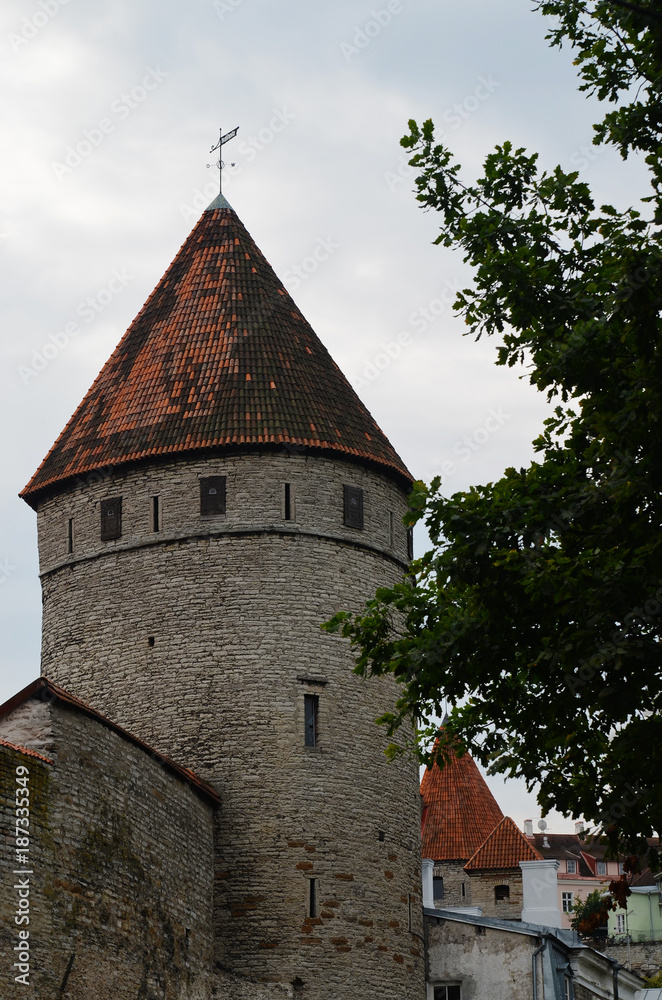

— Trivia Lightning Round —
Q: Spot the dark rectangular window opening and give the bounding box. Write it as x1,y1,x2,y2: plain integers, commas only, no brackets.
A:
308,878,318,918
407,526,414,560
67,518,74,554
388,511,395,548
152,496,160,532
494,884,510,902
304,694,319,747
343,485,364,529
200,476,226,517
433,877,444,901
434,988,461,1000
461,881,466,899
284,483,292,521
408,894,414,932
100,497,122,541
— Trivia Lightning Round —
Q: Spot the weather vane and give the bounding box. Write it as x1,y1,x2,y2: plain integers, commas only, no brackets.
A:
207,126,239,196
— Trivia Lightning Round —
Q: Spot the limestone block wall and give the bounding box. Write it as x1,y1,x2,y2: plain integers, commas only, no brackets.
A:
603,940,662,979
467,871,523,919
431,862,472,908
33,451,426,999
0,697,215,1000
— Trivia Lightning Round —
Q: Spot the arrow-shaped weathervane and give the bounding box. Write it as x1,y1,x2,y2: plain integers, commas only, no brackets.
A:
207,126,239,195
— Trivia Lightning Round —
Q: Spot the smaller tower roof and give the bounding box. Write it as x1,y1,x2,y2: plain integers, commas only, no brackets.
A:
464,816,543,872
420,736,505,862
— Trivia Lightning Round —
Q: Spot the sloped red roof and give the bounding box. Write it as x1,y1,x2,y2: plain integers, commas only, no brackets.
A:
0,678,220,805
0,737,53,764
420,738,504,862
21,196,412,507
465,816,543,871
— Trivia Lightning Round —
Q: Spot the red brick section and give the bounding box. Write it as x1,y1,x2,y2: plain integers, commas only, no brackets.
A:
21,203,412,507
421,738,504,862
464,816,543,871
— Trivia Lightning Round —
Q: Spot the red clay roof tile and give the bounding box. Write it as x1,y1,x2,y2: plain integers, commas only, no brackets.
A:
0,737,53,764
465,816,543,871
21,202,411,505
420,738,505,862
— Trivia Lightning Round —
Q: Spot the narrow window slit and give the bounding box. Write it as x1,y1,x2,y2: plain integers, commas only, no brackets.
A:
67,518,74,554
304,694,319,747
308,878,318,918
152,496,160,532
284,483,292,521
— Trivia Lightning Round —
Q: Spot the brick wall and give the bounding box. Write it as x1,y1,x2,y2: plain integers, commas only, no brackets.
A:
0,697,215,999
34,451,426,999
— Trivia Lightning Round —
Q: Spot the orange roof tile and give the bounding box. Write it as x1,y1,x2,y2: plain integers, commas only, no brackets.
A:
420,737,505,862
0,737,53,764
21,196,412,507
465,816,543,871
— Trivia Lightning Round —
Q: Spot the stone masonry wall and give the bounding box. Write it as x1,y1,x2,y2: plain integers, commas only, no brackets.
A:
431,862,472,908
35,451,426,1000
603,940,662,979
0,697,215,1000
466,871,523,920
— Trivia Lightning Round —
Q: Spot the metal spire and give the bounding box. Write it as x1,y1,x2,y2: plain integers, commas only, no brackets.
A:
207,126,239,195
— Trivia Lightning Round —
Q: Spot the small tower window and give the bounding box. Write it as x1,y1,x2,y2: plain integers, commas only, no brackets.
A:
343,485,364,529
100,498,122,541
67,518,74,554
152,496,161,532
308,878,318,918
388,511,395,548
304,694,319,747
433,877,444,901
407,527,414,560
284,483,293,521
494,885,510,902
200,476,226,517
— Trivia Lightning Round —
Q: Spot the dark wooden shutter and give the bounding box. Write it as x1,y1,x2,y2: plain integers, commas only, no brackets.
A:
200,476,226,516
304,694,318,747
343,485,364,529
100,498,122,540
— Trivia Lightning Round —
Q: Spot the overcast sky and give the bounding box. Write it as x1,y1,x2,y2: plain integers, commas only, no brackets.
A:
0,0,648,831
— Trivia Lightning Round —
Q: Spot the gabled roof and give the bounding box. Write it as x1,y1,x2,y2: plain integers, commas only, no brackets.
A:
420,737,504,862
0,678,220,806
465,816,543,871
21,196,412,507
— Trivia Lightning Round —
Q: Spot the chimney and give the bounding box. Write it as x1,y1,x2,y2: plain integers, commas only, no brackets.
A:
524,819,533,837
575,821,584,836
520,860,562,927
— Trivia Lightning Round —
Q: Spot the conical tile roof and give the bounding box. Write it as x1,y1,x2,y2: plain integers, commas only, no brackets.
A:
464,815,543,871
421,737,504,862
21,196,412,507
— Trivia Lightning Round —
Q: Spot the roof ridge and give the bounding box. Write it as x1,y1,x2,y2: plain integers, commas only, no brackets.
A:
465,815,544,871
21,203,412,506
0,677,220,805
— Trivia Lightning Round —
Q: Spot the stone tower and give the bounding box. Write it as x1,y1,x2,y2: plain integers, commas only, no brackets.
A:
21,193,425,999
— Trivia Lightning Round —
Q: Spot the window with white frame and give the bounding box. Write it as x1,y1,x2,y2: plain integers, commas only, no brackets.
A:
434,986,461,1000
564,977,573,1000
566,859,577,874
597,861,606,876
562,891,573,913
616,913,626,934
618,862,625,875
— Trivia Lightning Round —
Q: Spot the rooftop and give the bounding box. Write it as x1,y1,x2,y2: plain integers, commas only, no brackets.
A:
465,815,543,871
22,197,412,507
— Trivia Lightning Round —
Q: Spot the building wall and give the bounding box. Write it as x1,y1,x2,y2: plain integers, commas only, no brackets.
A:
466,871,523,920
608,890,662,943
0,698,215,1000
426,916,541,1000
432,862,471,908
603,941,662,980
35,452,426,1000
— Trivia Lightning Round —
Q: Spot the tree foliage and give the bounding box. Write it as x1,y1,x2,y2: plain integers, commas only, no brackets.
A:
324,1,662,855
